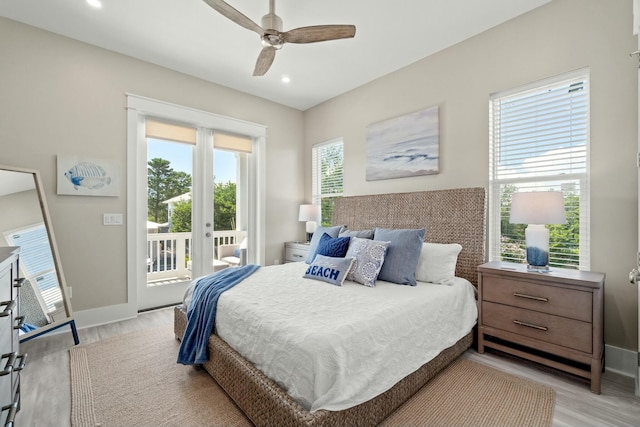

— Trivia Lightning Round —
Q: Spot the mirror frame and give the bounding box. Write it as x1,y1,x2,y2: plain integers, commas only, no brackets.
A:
0,165,78,344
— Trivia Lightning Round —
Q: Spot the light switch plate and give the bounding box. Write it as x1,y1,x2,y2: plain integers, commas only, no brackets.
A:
103,213,123,225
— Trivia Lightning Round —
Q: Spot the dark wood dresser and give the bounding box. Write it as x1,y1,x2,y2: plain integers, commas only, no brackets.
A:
477,261,605,393
0,247,26,425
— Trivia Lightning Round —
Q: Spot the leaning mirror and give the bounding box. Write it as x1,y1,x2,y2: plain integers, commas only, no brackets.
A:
0,165,78,344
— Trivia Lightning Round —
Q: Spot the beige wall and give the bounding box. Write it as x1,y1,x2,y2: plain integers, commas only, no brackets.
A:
0,18,305,312
1,0,638,353
304,0,638,351
0,190,42,246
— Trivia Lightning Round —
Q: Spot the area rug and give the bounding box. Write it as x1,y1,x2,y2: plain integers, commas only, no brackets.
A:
70,325,554,427
379,358,555,427
70,326,252,427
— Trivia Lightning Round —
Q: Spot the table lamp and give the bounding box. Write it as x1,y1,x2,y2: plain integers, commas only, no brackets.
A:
298,204,320,242
509,191,566,272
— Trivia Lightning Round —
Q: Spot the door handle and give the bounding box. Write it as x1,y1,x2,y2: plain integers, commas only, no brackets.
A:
629,268,640,285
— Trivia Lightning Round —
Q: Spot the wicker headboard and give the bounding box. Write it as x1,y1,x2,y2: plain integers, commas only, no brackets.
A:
332,187,487,286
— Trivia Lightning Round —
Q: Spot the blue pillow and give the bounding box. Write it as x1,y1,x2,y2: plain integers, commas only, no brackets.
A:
344,237,390,287
304,255,355,286
314,233,351,260
305,225,344,264
374,228,425,286
338,228,374,239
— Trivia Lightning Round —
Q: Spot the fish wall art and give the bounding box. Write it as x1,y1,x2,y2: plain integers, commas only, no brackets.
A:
57,156,119,196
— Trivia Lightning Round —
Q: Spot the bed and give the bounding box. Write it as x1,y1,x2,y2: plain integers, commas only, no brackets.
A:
174,187,486,427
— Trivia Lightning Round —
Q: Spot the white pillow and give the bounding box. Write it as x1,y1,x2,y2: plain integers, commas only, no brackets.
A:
415,242,462,285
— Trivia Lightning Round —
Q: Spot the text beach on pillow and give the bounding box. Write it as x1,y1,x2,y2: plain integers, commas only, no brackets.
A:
509,191,566,272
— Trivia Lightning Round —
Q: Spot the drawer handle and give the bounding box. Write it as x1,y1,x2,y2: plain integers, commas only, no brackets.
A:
14,353,27,372
513,292,548,302
0,301,15,318
13,316,25,331
12,278,24,288
0,353,16,376
513,319,548,331
1,399,18,427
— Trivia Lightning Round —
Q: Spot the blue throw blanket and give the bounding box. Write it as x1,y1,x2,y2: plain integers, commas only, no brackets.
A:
177,264,260,365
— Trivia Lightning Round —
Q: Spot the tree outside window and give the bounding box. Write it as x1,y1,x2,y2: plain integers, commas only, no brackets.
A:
312,140,343,226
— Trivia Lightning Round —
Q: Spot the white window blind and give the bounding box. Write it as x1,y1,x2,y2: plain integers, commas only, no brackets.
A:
5,223,62,311
489,69,590,269
146,118,252,153
312,139,344,226
145,119,196,145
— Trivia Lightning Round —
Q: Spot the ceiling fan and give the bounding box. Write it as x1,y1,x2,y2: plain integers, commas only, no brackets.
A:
203,0,356,76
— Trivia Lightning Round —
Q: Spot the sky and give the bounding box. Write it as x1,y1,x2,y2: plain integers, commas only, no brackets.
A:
147,139,236,183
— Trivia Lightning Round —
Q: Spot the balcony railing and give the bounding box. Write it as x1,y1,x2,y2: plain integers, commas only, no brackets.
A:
146,230,245,284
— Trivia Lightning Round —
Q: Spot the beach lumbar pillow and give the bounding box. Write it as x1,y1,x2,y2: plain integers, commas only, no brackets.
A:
304,255,355,286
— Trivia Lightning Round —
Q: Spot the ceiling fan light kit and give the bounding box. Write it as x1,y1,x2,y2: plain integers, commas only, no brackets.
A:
203,0,356,76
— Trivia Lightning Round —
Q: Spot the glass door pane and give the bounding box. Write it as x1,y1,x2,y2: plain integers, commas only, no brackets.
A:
146,138,193,287
213,149,246,265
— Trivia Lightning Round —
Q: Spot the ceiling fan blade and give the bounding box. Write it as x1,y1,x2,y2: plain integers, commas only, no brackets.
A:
253,47,276,76
283,25,356,44
202,0,263,35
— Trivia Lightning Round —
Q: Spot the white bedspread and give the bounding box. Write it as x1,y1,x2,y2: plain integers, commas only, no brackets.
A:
191,262,477,412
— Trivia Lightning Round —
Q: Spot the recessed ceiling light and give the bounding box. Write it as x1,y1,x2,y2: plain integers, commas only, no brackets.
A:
281,76,291,84
87,0,102,9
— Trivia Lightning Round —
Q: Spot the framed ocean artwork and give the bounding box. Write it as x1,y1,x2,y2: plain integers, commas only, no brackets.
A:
57,156,119,196
366,106,440,181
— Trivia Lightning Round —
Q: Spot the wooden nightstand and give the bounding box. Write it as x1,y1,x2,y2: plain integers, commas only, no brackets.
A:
477,261,605,394
284,241,310,263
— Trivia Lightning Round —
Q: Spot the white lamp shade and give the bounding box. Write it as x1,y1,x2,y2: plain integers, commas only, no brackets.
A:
509,191,566,225
298,204,321,223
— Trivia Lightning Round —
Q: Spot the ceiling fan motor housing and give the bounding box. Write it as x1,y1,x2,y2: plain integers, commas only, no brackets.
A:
261,13,282,31
261,13,284,49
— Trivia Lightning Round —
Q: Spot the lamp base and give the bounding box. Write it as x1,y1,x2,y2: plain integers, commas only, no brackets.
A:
527,264,550,273
525,224,550,273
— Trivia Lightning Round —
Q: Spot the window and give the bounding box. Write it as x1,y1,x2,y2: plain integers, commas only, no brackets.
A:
489,69,590,270
312,139,344,226
5,223,62,311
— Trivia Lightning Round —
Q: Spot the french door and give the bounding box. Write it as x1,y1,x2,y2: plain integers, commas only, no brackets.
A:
127,94,266,312
141,127,215,310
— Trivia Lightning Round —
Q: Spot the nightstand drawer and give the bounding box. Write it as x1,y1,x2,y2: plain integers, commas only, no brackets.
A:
483,301,592,353
482,276,592,322
285,247,308,263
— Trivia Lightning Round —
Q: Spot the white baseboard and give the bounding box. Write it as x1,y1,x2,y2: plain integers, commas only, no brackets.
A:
72,302,137,331
605,344,638,378
21,302,138,341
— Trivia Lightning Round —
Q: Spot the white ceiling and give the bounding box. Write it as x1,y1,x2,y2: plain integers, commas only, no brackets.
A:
0,0,550,111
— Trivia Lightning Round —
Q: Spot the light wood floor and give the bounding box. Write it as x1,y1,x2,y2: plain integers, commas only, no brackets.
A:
16,307,640,427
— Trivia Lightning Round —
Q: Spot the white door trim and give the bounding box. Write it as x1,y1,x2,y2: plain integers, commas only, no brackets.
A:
634,0,640,397
126,94,267,311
